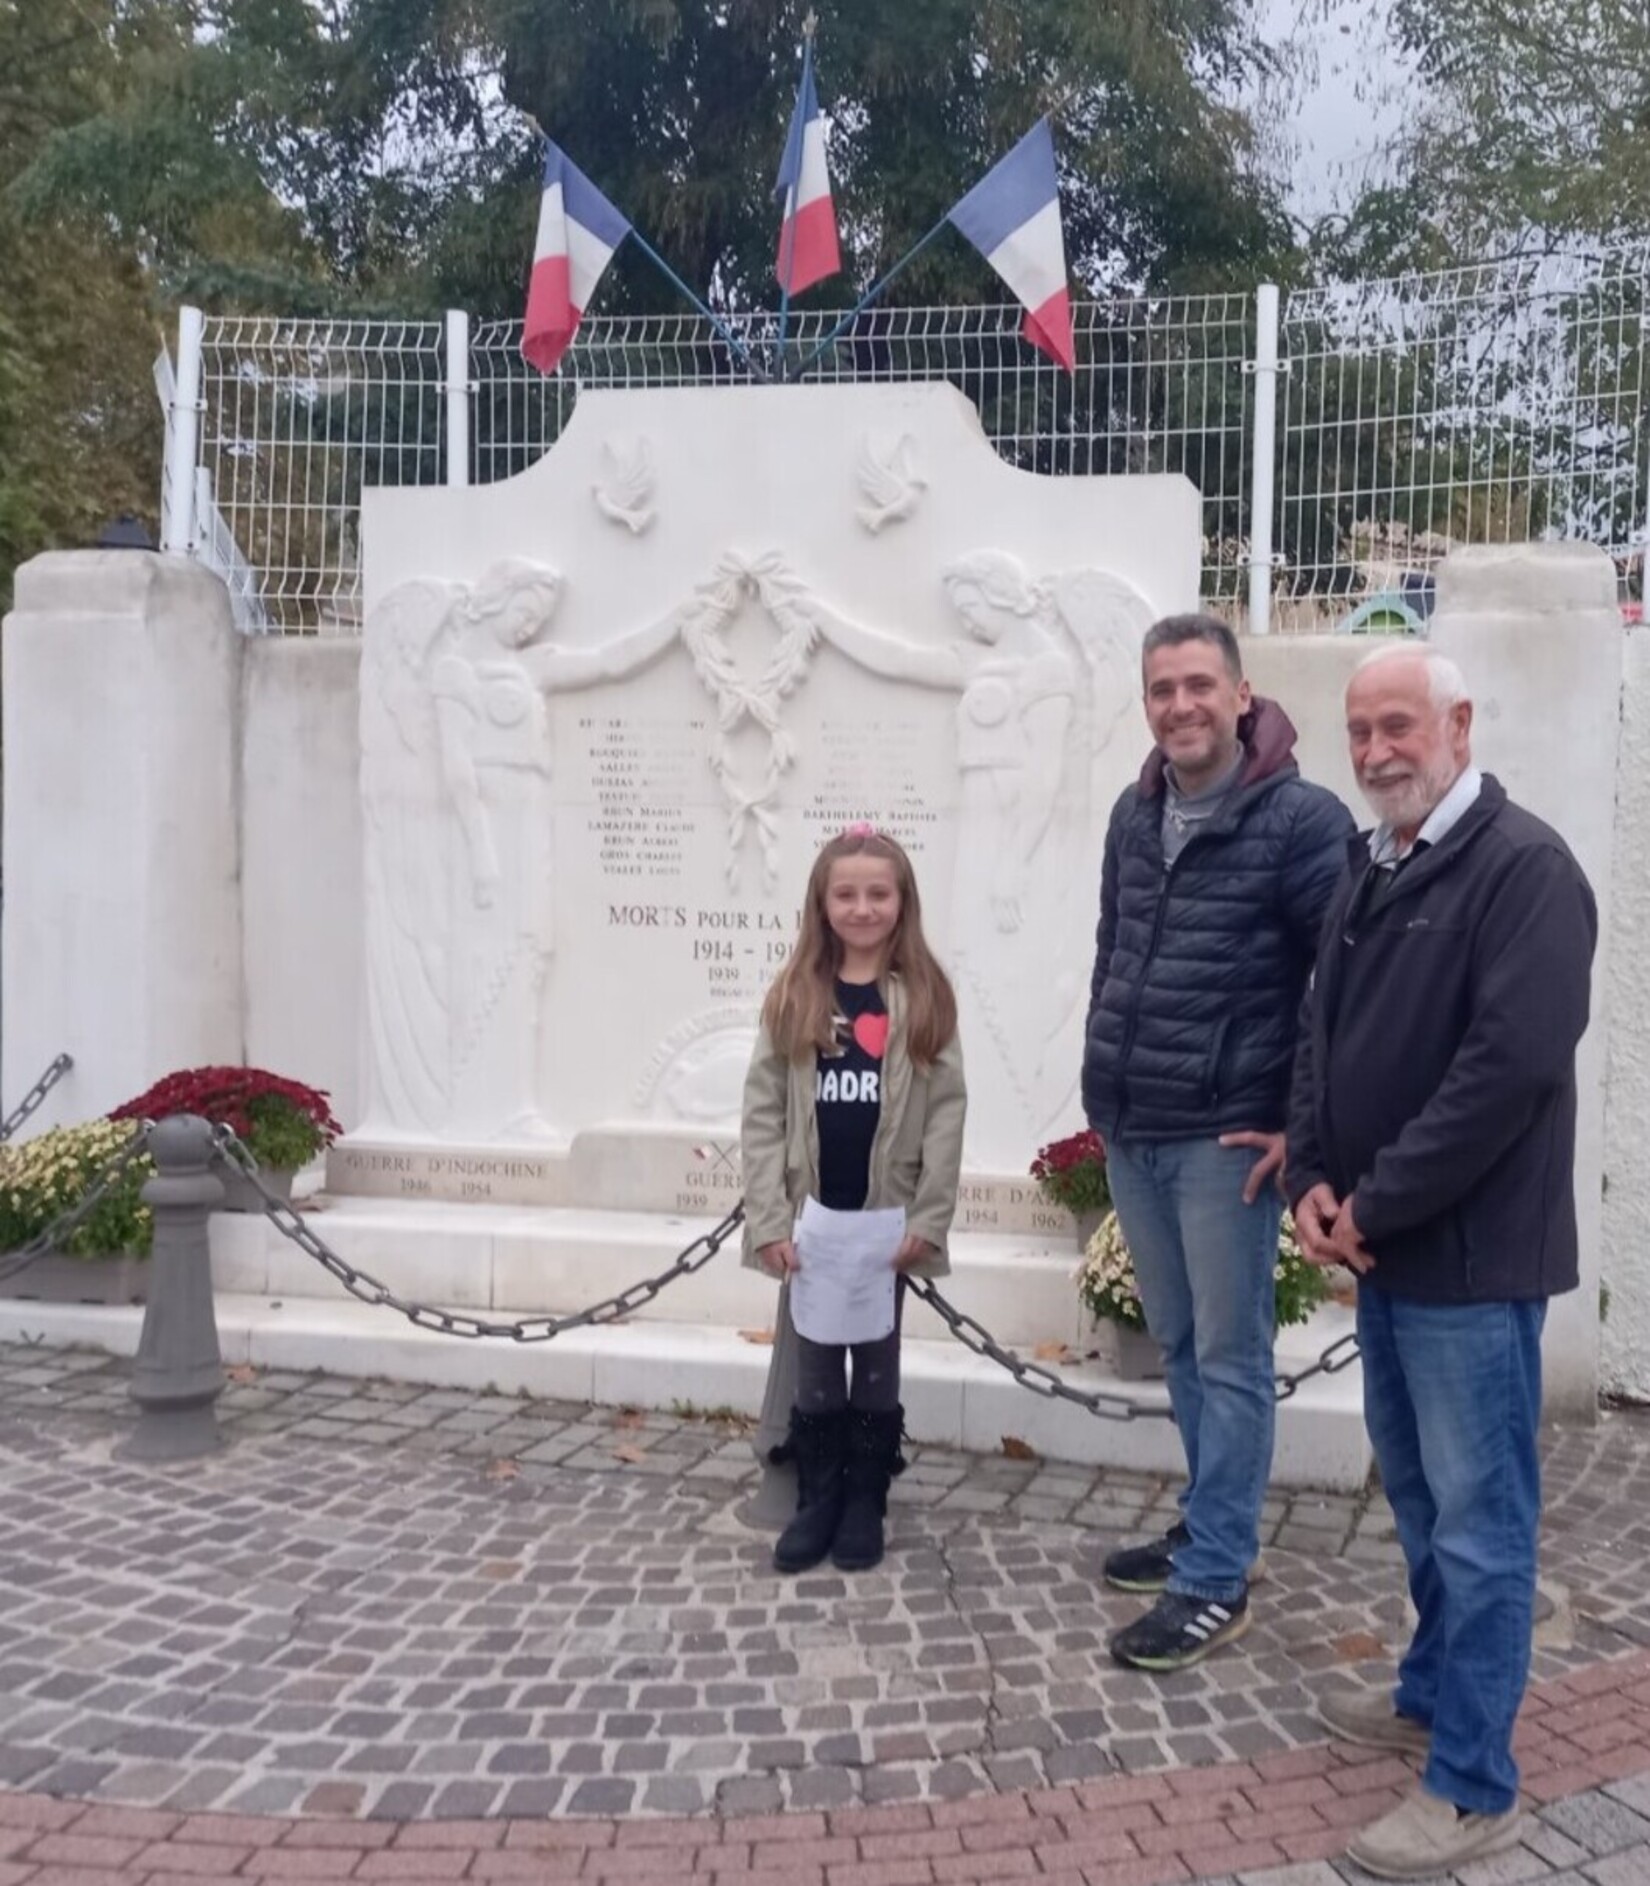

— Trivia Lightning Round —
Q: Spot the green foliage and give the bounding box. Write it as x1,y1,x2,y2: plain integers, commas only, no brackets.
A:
1385,0,1650,244
0,1118,154,1259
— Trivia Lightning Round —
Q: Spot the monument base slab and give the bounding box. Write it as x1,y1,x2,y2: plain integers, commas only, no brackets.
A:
0,1290,1371,1491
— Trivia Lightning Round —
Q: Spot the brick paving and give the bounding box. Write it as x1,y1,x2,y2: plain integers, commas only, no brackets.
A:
0,1344,1644,1881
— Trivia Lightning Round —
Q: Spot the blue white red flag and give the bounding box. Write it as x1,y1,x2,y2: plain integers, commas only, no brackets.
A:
522,141,632,376
946,119,1076,373
774,51,841,296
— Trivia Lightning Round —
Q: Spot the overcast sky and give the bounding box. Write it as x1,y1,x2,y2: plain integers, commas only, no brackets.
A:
1259,0,1411,223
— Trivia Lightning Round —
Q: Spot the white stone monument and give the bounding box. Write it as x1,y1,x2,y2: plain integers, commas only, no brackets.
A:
332,382,1198,1224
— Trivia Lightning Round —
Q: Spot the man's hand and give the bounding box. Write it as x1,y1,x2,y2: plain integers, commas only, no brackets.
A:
894,1235,936,1272
1219,1129,1286,1204
1325,1195,1375,1275
758,1239,800,1277
1293,1182,1343,1266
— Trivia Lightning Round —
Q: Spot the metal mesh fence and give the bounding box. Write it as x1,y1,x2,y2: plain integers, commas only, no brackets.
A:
1278,247,1650,630
186,251,1650,635
196,318,446,633
471,295,1254,600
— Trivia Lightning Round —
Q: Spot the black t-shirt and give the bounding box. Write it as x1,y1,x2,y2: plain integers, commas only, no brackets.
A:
814,978,887,1211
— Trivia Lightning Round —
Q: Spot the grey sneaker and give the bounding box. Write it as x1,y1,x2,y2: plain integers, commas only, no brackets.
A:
1345,1786,1522,1879
1317,1686,1431,1758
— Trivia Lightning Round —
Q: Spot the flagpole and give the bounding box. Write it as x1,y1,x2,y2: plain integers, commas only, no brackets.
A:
791,212,951,379
775,12,818,377
626,228,769,381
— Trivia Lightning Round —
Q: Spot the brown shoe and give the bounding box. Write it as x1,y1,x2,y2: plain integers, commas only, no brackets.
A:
1346,1785,1522,1880
1316,1685,1431,1758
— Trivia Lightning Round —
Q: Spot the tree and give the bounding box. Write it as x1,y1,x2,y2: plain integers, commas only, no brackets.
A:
0,1,195,609
14,0,1297,320
1383,0,1650,245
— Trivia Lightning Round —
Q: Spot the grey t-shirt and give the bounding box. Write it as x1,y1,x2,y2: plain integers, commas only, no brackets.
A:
1161,753,1244,868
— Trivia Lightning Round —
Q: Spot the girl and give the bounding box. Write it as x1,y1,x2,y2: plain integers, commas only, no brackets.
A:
741,825,966,1575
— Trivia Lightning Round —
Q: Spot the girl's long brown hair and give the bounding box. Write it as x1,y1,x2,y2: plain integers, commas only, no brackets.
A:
762,829,958,1069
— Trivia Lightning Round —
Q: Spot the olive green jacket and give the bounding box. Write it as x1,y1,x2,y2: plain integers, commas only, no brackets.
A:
739,975,966,1278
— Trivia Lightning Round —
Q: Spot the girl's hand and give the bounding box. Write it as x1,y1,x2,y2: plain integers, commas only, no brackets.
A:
759,1239,800,1277
893,1235,936,1272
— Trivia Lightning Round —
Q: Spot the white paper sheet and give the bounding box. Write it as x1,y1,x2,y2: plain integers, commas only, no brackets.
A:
789,1196,905,1345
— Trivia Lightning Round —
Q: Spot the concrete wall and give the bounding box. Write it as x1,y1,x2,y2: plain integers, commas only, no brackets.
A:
1248,545,1624,1414
1603,624,1650,1401
240,638,362,1123
5,539,1647,1409
2,553,242,1126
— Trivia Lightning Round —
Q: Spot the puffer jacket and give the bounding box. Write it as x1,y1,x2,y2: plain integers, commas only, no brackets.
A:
1082,698,1353,1142
740,972,966,1277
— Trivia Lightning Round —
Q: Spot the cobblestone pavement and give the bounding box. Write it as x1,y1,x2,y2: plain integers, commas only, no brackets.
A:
0,1343,1645,1883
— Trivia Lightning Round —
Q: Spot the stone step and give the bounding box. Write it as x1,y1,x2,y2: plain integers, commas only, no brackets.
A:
207,1196,1097,1350
0,1291,1372,1491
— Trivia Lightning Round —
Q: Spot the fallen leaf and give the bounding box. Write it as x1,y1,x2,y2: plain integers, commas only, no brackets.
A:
1032,1341,1075,1364
613,1443,647,1464
738,1328,775,1346
224,1363,257,1385
483,1458,520,1482
480,1560,522,1581
1000,1436,1038,1461
614,1407,646,1430
1332,1631,1386,1663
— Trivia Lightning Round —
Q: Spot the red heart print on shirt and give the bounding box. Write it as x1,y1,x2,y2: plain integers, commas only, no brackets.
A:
852,1013,889,1059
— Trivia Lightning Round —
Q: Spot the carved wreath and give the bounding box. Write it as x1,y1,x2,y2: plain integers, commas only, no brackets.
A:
679,551,822,889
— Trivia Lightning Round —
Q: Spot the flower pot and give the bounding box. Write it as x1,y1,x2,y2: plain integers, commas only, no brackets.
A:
1074,1208,1107,1255
214,1163,295,1214
1093,1319,1162,1382
3,1251,148,1306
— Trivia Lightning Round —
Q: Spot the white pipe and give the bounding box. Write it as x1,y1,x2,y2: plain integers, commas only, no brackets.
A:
162,306,205,555
1248,282,1281,635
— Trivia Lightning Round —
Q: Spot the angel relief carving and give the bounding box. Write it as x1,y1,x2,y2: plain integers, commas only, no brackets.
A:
359,558,678,1142
737,547,1154,1132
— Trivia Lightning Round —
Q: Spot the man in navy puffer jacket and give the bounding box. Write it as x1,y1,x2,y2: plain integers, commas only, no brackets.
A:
1083,613,1353,1672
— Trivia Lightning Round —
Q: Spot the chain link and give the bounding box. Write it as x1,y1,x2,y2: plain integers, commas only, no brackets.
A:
0,1122,153,1287
207,1132,1361,1409
211,1127,745,1340
0,1054,74,1145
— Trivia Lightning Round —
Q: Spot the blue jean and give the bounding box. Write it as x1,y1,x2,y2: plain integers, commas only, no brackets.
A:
1357,1285,1545,1815
1104,1137,1280,1602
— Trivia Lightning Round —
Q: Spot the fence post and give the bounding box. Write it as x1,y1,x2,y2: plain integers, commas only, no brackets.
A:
162,306,204,556
1247,283,1281,636
446,309,472,489
120,1115,225,1463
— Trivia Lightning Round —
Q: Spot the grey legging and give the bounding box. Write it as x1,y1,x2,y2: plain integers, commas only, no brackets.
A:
794,1279,906,1414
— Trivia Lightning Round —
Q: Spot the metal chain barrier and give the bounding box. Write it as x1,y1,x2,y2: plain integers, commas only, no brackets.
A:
211,1126,744,1340
208,1131,1360,1417
912,1278,1361,1420
0,1122,153,1287
0,1054,73,1145
909,1276,1175,1422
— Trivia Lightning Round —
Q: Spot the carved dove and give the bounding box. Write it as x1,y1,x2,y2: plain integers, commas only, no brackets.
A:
592,436,657,534
854,433,927,533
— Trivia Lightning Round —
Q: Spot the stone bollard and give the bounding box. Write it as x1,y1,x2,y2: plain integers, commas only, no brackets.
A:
120,1114,226,1463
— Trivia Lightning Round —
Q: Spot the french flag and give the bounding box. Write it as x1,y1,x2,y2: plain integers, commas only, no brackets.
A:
774,52,840,296
946,119,1076,373
522,140,631,376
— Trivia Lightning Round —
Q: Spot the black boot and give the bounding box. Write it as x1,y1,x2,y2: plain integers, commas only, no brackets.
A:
832,1405,904,1572
772,1408,848,1574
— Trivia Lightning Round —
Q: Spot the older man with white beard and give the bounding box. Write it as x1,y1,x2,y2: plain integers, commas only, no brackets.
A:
1285,643,1597,1880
